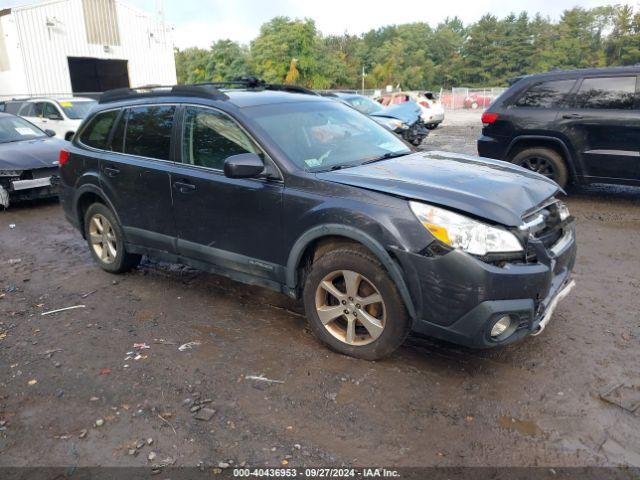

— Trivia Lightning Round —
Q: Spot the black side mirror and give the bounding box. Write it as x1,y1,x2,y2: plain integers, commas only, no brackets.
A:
223,153,265,179
44,129,56,137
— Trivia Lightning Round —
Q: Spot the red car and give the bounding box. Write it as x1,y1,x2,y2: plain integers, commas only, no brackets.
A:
464,93,492,109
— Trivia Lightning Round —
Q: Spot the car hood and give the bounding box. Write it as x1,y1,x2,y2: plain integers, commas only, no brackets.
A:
316,151,560,226
370,101,421,125
0,137,66,170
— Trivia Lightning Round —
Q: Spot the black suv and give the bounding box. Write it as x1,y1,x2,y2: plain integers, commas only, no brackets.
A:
478,66,640,188
59,80,577,360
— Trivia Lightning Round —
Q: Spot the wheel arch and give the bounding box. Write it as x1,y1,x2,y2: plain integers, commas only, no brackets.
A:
506,135,582,181
74,184,121,239
286,224,417,319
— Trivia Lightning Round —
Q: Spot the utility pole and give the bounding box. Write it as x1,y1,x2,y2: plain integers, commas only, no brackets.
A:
361,65,367,95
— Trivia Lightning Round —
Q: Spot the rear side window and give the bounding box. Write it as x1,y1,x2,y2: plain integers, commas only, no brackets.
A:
514,79,576,108
18,102,40,117
181,106,259,170
79,110,118,149
124,105,175,160
573,76,637,110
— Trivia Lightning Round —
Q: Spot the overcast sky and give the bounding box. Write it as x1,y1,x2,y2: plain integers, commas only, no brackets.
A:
3,0,634,48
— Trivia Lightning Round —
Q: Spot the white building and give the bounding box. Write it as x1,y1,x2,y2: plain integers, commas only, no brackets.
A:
0,0,176,98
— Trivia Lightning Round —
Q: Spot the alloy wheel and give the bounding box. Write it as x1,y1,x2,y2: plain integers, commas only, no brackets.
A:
88,213,117,264
521,156,556,178
315,270,386,346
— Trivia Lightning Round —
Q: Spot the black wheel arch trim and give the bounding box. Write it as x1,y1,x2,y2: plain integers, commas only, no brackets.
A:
73,183,122,238
286,224,418,319
506,135,582,180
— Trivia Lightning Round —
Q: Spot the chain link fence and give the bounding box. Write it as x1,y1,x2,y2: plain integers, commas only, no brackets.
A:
341,87,507,111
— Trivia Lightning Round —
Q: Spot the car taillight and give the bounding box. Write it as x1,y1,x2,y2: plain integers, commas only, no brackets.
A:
59,149,70,166
419,100,430,107
481,112,499,125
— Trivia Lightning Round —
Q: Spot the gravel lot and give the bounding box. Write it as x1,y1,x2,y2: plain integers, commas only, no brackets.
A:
1,110,639,469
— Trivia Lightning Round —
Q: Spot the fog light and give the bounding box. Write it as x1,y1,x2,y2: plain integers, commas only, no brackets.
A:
491,315,512,338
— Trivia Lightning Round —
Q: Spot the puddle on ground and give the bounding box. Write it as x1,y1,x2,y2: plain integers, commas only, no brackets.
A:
499,415,543,437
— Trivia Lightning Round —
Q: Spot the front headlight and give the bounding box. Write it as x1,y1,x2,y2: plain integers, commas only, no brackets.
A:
409,201,523,256
557,201,570,222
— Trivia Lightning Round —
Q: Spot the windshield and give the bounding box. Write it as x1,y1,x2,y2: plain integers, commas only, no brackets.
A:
250,101,410,171
59,100,97,120
344,95,384,115
0,116,46,143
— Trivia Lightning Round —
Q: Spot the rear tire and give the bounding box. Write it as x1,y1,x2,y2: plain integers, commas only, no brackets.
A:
84,203,141,273
302,246,411,360
426,124,438,130
511,147,569,189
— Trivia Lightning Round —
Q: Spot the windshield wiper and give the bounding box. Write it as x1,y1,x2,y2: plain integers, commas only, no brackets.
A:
360,151,410,165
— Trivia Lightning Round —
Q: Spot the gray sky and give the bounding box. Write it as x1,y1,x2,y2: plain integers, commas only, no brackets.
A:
3,0,635,48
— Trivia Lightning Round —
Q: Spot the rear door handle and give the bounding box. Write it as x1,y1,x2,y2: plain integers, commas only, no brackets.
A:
173,180,196,194
103,166,120,177
562,113,583,119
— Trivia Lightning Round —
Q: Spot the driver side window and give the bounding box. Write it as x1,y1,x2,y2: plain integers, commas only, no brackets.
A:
43,103,62,119
181,107,260,171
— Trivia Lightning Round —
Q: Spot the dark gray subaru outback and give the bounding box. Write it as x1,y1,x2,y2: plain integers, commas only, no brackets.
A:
59,80,576,360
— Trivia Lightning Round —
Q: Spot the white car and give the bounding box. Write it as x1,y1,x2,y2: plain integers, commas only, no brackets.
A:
17,97,97,140
378,91,445,129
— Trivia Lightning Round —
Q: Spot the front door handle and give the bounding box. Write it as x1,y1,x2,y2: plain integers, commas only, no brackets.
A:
562,113,583,119
103,166,120,177
173,180,196,194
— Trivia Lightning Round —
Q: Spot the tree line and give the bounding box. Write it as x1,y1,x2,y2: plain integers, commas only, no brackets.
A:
174,5,640,90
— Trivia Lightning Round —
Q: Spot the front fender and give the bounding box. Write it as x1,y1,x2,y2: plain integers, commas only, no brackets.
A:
286,223,418,319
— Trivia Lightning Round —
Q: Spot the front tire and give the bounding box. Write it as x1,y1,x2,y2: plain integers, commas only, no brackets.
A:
302,246,410,360
84,203,141,273
511,147,569,188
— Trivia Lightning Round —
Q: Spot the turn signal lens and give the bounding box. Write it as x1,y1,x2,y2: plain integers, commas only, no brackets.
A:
481,112,498,125
59,149,70,166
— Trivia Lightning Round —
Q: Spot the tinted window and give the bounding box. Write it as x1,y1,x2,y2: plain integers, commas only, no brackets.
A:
79,110,118,149
515,79,576,108
573,76,637,110
124,105,175,160
182,107,259,170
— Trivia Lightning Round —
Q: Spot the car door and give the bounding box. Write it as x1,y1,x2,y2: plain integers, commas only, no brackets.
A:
171,105,284,282
555,74,640,182
97,105,177,253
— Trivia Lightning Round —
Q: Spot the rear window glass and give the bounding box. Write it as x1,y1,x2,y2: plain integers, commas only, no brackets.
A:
572,76,637,110
515,79,576,108
124,105,175,160
79,110,118,149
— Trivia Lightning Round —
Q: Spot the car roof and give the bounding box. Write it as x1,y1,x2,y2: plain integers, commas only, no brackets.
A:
93,86,331,112
23,97,95,103
223,89,329,108
511,65,640,84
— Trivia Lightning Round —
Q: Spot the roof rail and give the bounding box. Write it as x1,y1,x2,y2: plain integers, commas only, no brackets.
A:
265,84,319,96
99,84,229,104
98,77,318,104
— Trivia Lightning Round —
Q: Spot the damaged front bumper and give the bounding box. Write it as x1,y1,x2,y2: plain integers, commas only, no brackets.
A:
394,222,577,348
0,172,60,208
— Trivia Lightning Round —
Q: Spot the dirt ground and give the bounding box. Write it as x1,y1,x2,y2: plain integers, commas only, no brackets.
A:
1,110,639,469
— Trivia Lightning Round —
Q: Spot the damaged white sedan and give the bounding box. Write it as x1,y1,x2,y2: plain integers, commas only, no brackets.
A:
0,113,65,208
